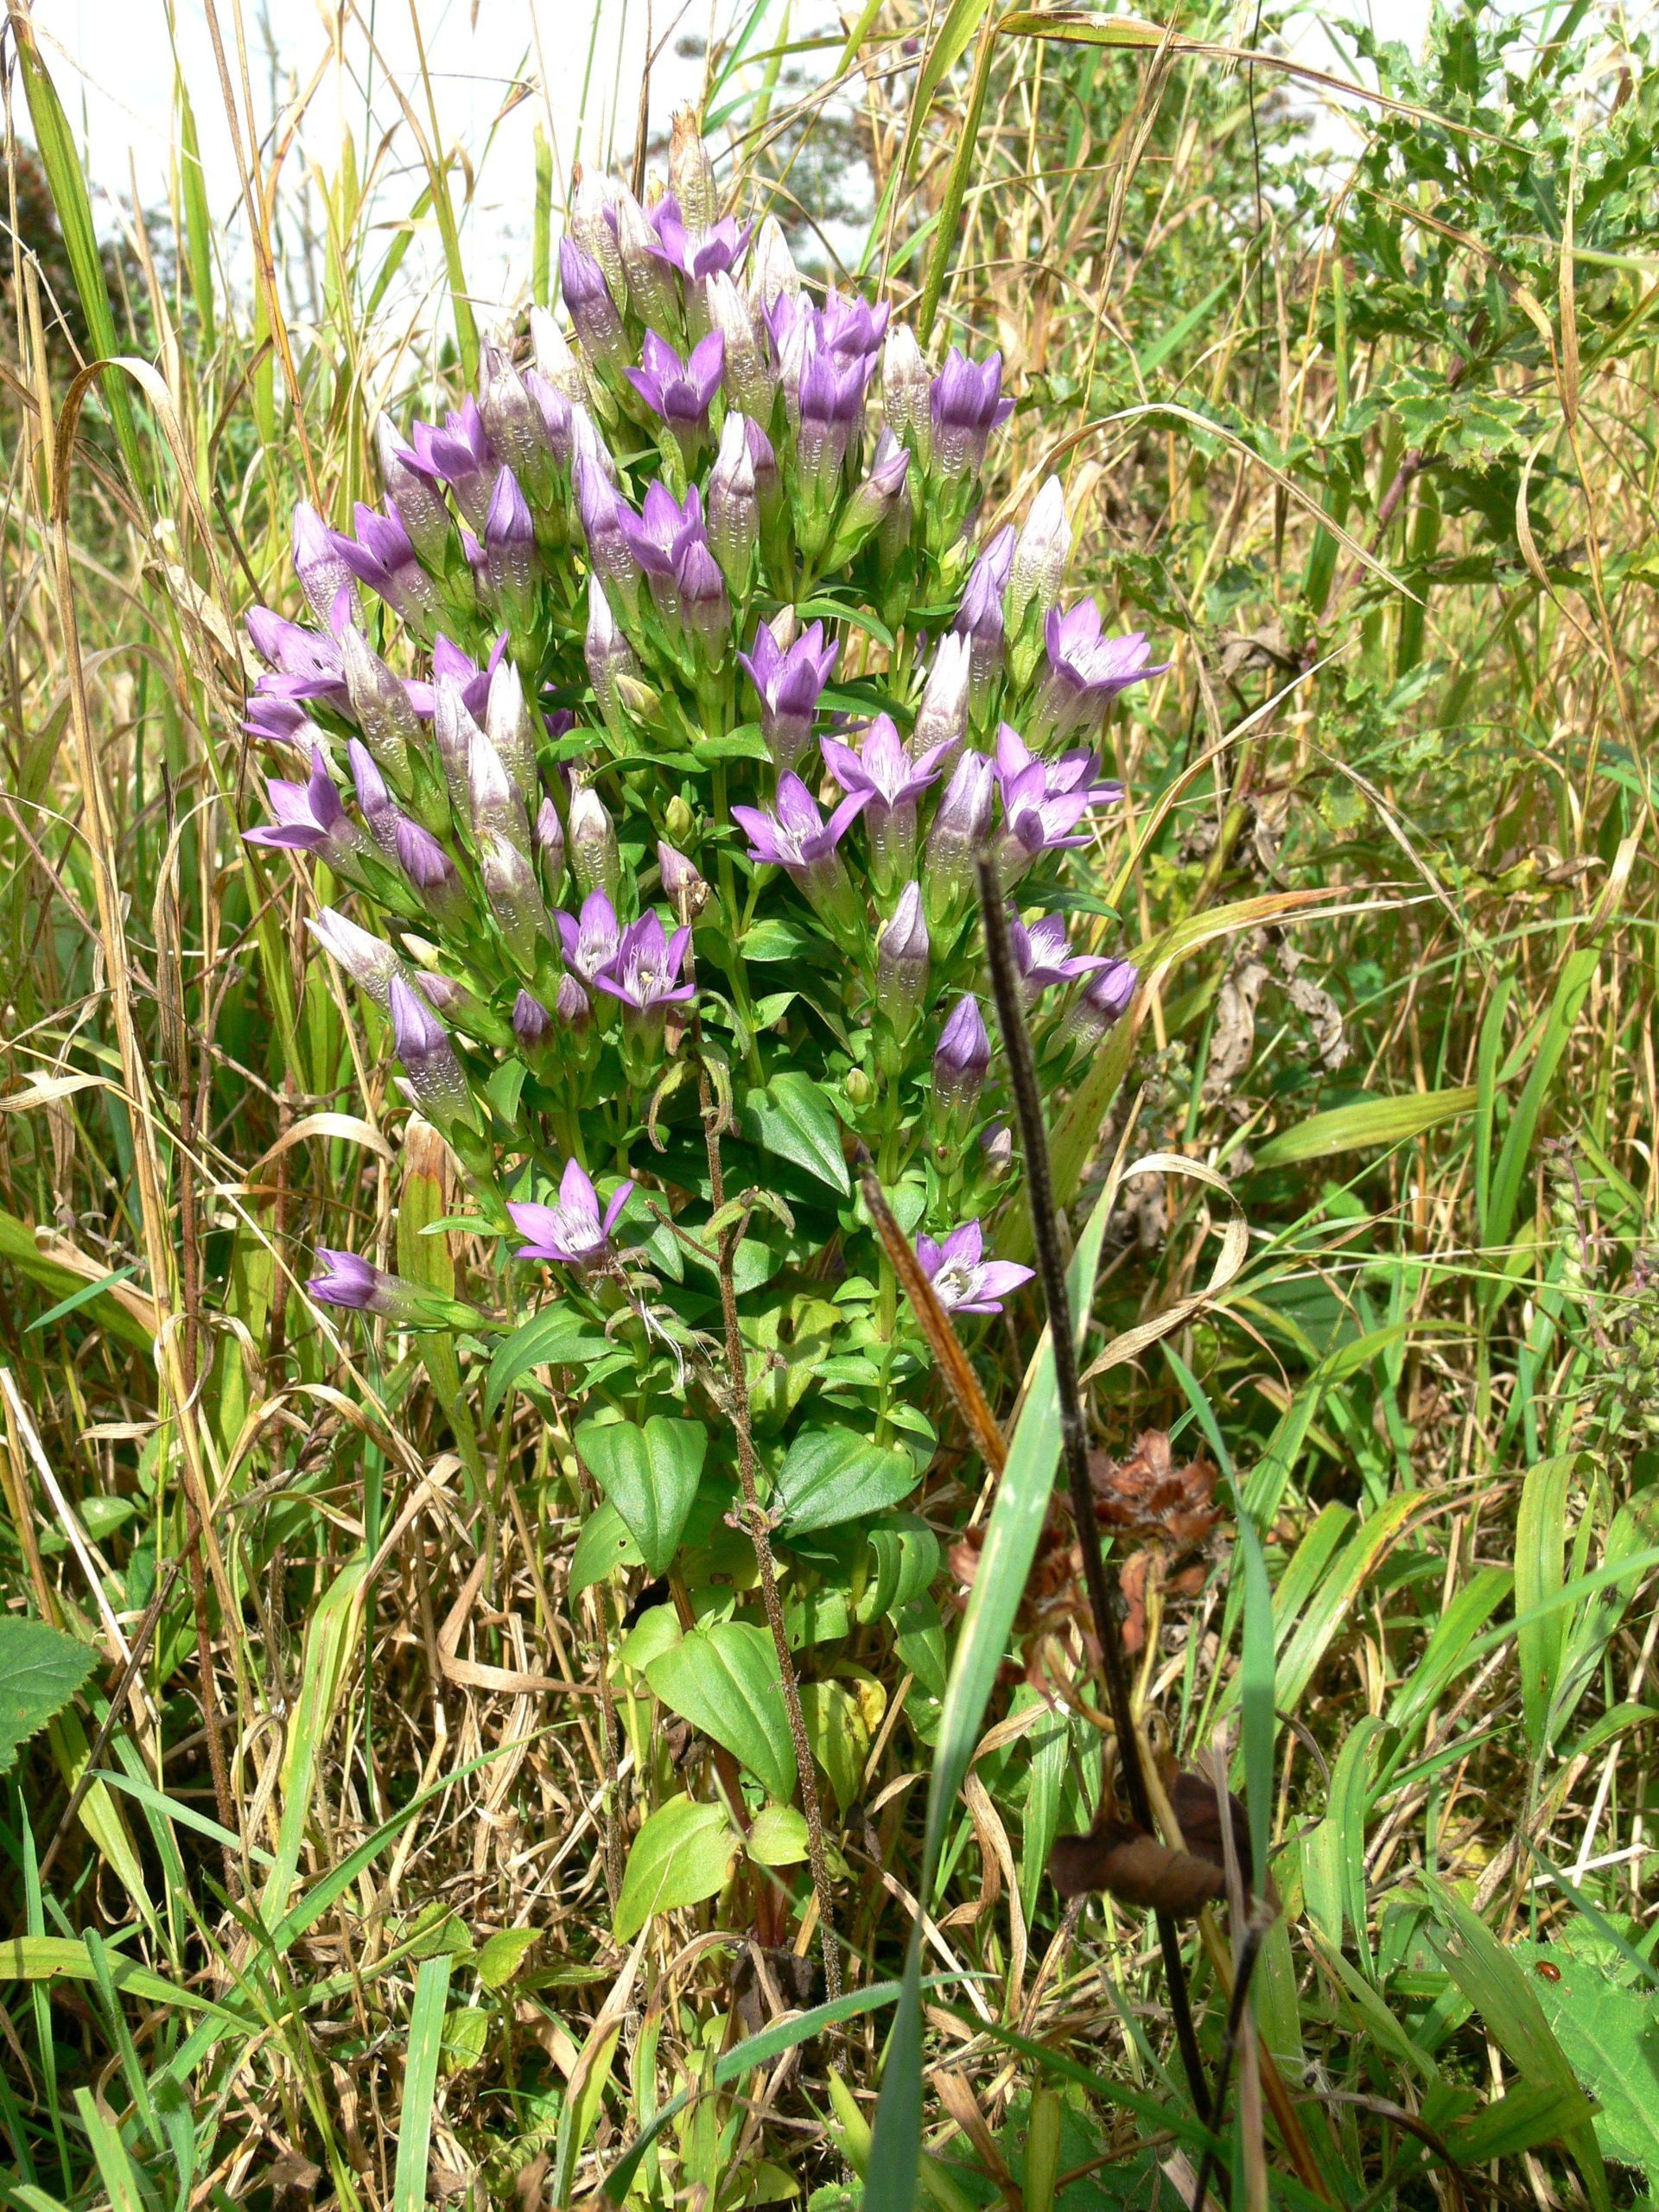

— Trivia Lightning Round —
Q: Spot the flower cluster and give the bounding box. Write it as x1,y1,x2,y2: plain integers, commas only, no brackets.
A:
242,117,1158,1622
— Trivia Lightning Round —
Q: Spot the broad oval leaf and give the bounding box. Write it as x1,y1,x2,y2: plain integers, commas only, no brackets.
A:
773,1425,918,1534
746,1804,810,1866
741,1071,849,1193
575,1414,709,1577
486,1305,611,1416
645,1622,797,1801
569,1501,644,1597
613,1796,740,1942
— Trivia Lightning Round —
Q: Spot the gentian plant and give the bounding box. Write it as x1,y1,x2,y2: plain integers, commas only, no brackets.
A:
242,116,1158,1974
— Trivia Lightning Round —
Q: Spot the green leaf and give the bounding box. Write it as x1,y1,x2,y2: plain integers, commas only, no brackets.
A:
486,1306,612,1416
1250,1086,1478,1170
575,1415,708,1577
1511,1951,1659,2182
645,1623,798,1801
475,1928,539,1991
392,1956,452,2212
746,1805,810,1866
798,1681,869,1813
855,1516,941,1623
773,1426,918,1534
741,1072,849,1193
569,1502,645,1596
613,1797,740,1942
0,1621,97,1775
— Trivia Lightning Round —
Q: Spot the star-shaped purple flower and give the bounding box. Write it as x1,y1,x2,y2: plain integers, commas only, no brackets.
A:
556,887,623,987
821,714,950,889
731,772,869,875
930,346,1015,474
620,480,708,580
649,197,754,280
626,330,725,430
915,1219,1033,1315
1007,910,1113,1001
737,616,838,772
992,723,1123,880
509,1159,634,1268
409,397,499,531
244,746,364,865
594,912,695,1014
1035,603,1170,743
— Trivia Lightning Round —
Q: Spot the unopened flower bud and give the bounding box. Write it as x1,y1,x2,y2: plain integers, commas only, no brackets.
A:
912,632,971,759
955,525,1015,709
292,502,356,630
395,813,467,925
388,974,472,1124
875,881,930,1037
825,429,911,568
512,988,553,1055
480,355,556,504
483,467,536,602
612,181,680,333
747,214,801,311
585,572,642,734
845,1065,876,1110
486,658,538,799
981,1117,1013,1176
934,994,991,1116
678,538,731,652
924,749,995,925
882,325,932,467
569,169,626,305
569,782,620,900
708,270,773,417
556,971,593,1033
340,626,416,781
669,111,718,231
1007,475,1071,637
433,676,486,808
708,410,760,588
529,305,588,404
1063,957,1139,1049
536,795,567,888
658,839,709,916
561,235,627,365
480,830,552,970
308,908,408,1007
467,725,531,849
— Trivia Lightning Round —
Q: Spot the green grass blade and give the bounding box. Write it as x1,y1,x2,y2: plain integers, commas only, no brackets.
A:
391,1955,452,2212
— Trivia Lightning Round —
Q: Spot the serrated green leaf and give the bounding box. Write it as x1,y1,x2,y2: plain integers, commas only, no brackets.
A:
1511,1951,1659,2181
645,1622,797,1801
575,1414,708,1577
475,1927,539,1991
613,1796,739,1942
0,1621,97,1775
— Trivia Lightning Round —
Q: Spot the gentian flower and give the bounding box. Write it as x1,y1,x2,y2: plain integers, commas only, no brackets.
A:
575,455,640,603
596,911,695,1019
1006,475,1071,642
388,974,472,1124
340,627,420,779
708,410,760,584
929,346,1014,476
821,713,949,890
912,632,972,759
922,748,995,924
626,329,725,435
245,607,349,712
568,786,620,900
707,274,775,418
731,771,869,938
396,814,467,925
874,881,929,1037
1007,910,1113,1003
245,746,366,867
330,502,440,629
480,831,552,969
737,616,837,772
955,524,1015,709
1033,603,1169,746
651,202,754,281
933,995,991,1116
509,1158,633,1268
992,723,1122,885
308,907,408,1007
608,183,681,334
1065,957,1140,1047
483,467,536,603
560,235,628,365
512,988,553,1054
915,1219,1033,1315
410,398,498,531
796,346,875,489
556,887,623,987
620,480,708,581
308,1249,428,1318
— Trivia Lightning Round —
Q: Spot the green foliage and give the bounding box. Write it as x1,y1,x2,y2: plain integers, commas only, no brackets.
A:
0,1621,97,1773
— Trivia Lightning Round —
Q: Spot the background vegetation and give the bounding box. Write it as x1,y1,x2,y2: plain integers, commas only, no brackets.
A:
2,2,1656,2208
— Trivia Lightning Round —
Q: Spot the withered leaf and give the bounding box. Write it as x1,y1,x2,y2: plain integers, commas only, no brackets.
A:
1049,1768,1253,1913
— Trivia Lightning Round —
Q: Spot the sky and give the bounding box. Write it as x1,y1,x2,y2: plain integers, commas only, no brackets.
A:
43,0,1435,325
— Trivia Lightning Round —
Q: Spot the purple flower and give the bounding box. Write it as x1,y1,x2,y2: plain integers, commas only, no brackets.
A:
242,695,314,745
821,713,949,890
556,887,622,987
1077,957,1139,1031
575,456,639,602
340,627,421,780
934,995,991,1116
509,1158,633,1268
737,616,837,772
930,346,1014,476
825,429,912,567
330,502,439,627
245,746,365,866
396,814,466,922
992,723,1122,883
483,467,535,599
731,772,869,936
245,607,349,711
651,202,754,281
1034,604,1169,745
431,630,508,721
556,972,593,1033
1007,910,1113,1003
626,329,725,430
677,537,731,650
915,1219,1033,1316
512,989,553,1052
595,911,695,1015
620,480,707,581
796,346,875,486
955,524,1015,706
410,398,498,531
388,974,471,1123
708,410,760,582
308,1249,420,1316
560,236,627,363
816,289,890,364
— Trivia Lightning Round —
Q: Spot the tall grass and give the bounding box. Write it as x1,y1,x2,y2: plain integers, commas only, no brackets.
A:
3,3,1656,2209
